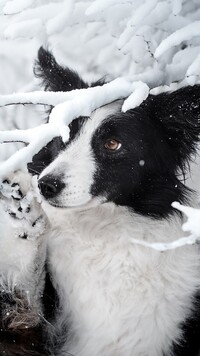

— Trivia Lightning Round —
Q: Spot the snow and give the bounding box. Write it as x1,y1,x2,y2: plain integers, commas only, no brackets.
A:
85,0,122,16
172,0,182,16
3,0,34,15
46,0,74,36
172,202,200,237
122,82,149,112
4,19,44,39
130,234,198,251
186,53,200,78
128,0,158,27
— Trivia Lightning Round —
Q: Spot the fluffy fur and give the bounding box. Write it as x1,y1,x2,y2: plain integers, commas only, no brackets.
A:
2,47,200,355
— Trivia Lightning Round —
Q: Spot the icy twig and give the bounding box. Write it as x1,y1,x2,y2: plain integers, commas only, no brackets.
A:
130,202,200,251
130,234,198,251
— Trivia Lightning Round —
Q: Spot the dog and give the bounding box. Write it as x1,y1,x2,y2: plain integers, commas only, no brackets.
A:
1,47,200,355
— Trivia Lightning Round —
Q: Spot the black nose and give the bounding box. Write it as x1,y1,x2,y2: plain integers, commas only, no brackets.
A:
38,175,65,200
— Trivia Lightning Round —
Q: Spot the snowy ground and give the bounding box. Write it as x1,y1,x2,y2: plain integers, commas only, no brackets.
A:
1,0,200,245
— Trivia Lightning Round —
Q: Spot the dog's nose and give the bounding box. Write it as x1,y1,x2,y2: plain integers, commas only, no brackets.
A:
38,175,65,199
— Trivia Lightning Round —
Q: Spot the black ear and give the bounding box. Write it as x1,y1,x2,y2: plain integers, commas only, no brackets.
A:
143,85,200,172
34,47,88,92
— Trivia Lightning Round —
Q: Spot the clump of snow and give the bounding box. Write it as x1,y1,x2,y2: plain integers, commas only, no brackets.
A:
122,82,149,112
139,160,145,167
172,202,200,237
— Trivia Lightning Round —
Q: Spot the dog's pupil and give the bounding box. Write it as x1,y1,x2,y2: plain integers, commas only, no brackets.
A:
105,140,118,150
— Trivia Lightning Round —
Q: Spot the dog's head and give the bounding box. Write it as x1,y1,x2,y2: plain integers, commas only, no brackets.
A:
30,48,200,218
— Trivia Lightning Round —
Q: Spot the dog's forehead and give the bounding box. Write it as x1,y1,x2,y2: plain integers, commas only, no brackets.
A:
49,100,123,166
80,99,123,137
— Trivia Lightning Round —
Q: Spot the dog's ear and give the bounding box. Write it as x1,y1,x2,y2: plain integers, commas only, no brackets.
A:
143,85,200,170
34,47,88,92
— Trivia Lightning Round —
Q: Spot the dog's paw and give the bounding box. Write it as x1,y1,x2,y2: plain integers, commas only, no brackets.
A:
0,171,48,240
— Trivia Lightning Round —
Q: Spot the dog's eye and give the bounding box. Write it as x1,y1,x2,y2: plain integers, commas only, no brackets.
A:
104,139,121,151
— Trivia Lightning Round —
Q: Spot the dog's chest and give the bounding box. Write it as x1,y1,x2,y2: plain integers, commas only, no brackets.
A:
47,205,200,356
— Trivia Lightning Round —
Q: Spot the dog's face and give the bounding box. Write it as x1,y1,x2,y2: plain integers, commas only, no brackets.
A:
38,101,123,209
32,48,200,218
37,98,184,218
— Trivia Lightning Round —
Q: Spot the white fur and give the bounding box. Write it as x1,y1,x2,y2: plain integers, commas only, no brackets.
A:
39,103,200,355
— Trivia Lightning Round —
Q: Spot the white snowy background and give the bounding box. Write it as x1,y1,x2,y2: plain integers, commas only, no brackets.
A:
1,0,200,247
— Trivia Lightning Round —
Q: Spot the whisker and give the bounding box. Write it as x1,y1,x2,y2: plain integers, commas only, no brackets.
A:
38,313,56,330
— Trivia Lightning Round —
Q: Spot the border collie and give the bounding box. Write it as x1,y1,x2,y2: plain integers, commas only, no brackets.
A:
1,47,200,355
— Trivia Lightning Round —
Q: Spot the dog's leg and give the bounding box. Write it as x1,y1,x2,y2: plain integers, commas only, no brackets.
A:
0,171,49,355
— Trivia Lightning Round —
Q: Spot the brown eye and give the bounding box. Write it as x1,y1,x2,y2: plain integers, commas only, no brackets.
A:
104,139,122,151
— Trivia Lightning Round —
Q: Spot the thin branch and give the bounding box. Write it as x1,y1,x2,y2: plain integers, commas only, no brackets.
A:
0,101,48,107
0,90,77,107
1,140,26,144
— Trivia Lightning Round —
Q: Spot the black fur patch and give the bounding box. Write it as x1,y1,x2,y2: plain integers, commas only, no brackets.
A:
91,85,200,218
34,47,88,92
28,136,65,176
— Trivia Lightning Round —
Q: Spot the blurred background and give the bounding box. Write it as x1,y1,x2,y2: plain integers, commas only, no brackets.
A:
0,0,200,159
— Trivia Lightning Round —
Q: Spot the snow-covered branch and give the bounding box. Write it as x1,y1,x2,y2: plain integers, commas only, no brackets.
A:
154,21,200,59
0,79,149,179
1,0,200,90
